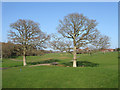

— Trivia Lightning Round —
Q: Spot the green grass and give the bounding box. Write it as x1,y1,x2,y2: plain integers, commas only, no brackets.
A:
2,58,23,67
2,52,118,88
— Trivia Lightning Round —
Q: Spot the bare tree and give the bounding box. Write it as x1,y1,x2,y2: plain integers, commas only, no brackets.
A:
64,40,73,53
57,13,99,67
92,35,110,49
49,34,72,53
8,19,50,66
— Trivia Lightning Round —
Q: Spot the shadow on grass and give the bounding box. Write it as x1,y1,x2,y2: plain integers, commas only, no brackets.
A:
62,61,99,67
2,64,23,68
118,56,120,59
13,65,23,67
27,59,60,65
10,56,19,58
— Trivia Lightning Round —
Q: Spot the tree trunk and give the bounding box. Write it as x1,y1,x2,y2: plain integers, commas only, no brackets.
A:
73,32,77,67
23,55,26,66
23,47,27,66
73,46,77,67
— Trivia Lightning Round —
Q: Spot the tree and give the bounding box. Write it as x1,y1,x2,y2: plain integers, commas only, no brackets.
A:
8,19,50,66
92,35,110,50
2,42,15,58
2,42,22,58
86,45,99,55
64,40,73,53
57,13,100,67
49,34,72,53
115,48,120,52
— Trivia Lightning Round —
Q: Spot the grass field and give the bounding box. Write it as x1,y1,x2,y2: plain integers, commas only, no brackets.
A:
2,52,118,88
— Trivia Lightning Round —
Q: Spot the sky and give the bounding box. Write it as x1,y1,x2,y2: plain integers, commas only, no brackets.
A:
2,2,118,49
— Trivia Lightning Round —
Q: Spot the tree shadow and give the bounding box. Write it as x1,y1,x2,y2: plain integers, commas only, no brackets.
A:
118,56,120,59
62,61,99,67
27,59,61,65
14,65,23,67
10,56,19,59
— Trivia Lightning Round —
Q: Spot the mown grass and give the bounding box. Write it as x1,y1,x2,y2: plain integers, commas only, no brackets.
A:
2,52,118,88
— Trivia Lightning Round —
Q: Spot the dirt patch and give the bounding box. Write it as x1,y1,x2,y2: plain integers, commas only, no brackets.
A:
0,67,11,70
29,63,51,67
59,57,70,59
10,59,22,61
56,64,65,67
29,63,67,67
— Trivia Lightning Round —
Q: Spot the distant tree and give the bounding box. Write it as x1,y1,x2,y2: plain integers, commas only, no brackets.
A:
87,45,99,55
49,34,72,53
115,48,120,52
2,42,21,58
92,35,110,50
57,13,100,67
8,19,50,66
2,42,14,58
64,40,73,53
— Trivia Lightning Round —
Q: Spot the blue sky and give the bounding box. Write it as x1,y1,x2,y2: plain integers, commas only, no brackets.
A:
2,2,118,49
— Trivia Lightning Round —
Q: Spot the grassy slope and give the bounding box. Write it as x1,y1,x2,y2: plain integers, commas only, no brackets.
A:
2,52,118,88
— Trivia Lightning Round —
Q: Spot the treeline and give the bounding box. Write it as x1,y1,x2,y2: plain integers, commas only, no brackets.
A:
1,42,53,58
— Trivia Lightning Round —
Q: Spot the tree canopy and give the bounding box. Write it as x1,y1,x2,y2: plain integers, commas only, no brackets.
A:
8,19,50,66
57,13,106,67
